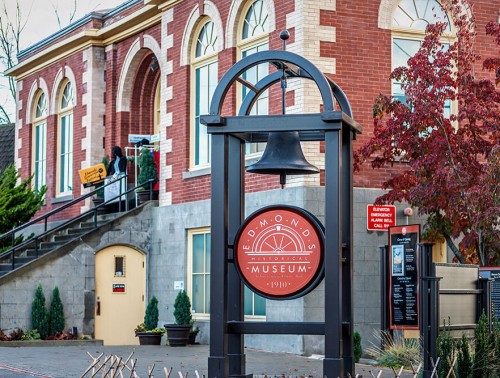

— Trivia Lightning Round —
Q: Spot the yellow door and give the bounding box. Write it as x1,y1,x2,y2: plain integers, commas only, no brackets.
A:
95,245,146,345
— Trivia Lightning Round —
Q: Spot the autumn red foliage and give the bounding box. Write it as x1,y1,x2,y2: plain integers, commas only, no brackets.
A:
354,0,499,265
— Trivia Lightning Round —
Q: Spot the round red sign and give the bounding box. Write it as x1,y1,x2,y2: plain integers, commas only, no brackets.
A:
234,205,324,299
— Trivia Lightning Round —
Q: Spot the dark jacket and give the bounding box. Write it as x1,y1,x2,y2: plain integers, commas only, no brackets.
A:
107,157,127,176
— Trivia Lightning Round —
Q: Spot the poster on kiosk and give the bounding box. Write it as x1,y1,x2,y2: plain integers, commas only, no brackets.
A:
388,224,420,330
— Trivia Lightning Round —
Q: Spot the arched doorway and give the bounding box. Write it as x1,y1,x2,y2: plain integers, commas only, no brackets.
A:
94,245,146,345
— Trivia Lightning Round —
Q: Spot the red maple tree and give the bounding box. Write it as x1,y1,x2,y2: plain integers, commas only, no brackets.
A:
354,0,500,265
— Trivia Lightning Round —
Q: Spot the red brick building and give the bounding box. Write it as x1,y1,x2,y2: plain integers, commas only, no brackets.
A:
5,0,498,352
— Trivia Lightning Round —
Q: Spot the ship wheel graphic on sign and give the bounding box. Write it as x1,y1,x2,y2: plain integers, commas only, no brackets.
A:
250,224,310,255
235,205,325,299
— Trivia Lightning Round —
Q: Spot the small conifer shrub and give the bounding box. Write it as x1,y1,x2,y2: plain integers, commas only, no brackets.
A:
353,331,362,363
144,295,159,331
173,290,192,325
31,284,49,339
49,286,65,335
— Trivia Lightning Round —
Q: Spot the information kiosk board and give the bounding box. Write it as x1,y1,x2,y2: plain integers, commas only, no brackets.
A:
388,225,420,330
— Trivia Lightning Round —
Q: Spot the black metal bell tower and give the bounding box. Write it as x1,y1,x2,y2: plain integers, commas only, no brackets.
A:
201,46,362,377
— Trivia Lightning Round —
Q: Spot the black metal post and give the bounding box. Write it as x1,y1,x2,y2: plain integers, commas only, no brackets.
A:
419,243,440,378
208,134,229,378
226,136,248,378
379,245,391,336
477,277,492,332
324,129,343,377
341,127,354,376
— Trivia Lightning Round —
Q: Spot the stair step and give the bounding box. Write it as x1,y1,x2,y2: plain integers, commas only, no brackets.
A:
0,211,124,277
67,227,92,235
53,234,78,242
24,248,52,257
0,263,25,271
39,241,66,250
79,221,107,228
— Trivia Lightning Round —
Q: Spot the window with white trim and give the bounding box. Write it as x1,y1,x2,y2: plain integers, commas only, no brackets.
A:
188,228,211,316
57,81,74,196
192,20,218,168
239,0,269,156
32,92,47,192
392,0,452,117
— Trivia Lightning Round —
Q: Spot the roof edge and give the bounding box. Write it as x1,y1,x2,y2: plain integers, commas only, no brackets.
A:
17,0,143,60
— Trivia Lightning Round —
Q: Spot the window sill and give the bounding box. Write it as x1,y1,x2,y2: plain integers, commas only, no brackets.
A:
183,166,211,179
51,194,73,204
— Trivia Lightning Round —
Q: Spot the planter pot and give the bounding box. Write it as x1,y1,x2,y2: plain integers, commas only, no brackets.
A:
135,332,163,345
188,330,199,345
164,324,191,347
136,190,159,205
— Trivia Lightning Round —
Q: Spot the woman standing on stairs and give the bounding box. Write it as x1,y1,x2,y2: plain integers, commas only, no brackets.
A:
107,146,127,176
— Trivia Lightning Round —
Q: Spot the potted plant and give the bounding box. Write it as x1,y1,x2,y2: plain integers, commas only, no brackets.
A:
136,147,158,203
135,295,165,345
164,290,192,347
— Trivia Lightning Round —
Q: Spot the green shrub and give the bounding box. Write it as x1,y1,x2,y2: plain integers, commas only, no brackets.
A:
49,286,65,335
353,331,362,363
138,147,157,189
437,321,455,378
31,284,49,339
456,333,472,378
366,331,420,369
473,311,492,378
144,296,159,331
21,329,41,341
173,290,192,325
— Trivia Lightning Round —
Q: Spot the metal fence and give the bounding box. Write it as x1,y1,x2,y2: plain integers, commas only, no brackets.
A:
82,353,464,378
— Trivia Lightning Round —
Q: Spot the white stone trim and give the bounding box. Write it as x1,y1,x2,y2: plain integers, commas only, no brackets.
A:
26,78,50,124
225,0,276,49
116,34,164,114
160,8,174,207
378,0,399,30
50,65,77,115
116,38,141,112
15,81,23,171
180,1,224,67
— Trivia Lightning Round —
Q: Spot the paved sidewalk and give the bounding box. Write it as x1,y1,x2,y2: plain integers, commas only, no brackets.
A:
0,344,414,377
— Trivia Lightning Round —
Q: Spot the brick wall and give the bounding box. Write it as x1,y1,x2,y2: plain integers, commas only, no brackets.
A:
13,0,500,216
17,52,87,219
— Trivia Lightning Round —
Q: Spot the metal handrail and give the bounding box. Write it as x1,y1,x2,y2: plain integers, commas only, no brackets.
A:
0,176,156,268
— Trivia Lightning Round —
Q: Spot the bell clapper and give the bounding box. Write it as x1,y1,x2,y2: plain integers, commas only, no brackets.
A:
280,173,286,189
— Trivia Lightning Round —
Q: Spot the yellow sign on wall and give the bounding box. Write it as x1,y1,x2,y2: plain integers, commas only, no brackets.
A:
79,164,107,187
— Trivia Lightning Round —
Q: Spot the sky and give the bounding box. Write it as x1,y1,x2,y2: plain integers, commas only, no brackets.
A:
0,0,127,122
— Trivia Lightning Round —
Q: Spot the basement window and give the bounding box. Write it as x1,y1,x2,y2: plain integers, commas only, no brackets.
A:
115,256,125,277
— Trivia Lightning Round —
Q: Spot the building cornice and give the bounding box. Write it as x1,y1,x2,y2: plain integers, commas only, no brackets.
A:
5,3,163,79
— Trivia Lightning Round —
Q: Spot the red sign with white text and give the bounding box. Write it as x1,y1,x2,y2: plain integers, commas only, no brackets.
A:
235,205,324,299
367,205,396,231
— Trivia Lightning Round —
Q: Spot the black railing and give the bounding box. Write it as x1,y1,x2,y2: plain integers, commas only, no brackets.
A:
0,176,156,271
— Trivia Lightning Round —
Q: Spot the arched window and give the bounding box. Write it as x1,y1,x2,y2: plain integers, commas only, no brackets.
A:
32,91,47,192
57,80,74,196
239,0,269,156
392,0,452,117
191,19,218,168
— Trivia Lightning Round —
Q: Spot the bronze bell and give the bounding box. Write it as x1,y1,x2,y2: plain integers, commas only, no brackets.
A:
247,131,319,187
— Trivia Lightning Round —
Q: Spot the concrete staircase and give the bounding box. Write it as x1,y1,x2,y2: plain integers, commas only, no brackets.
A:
0,213,118,277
